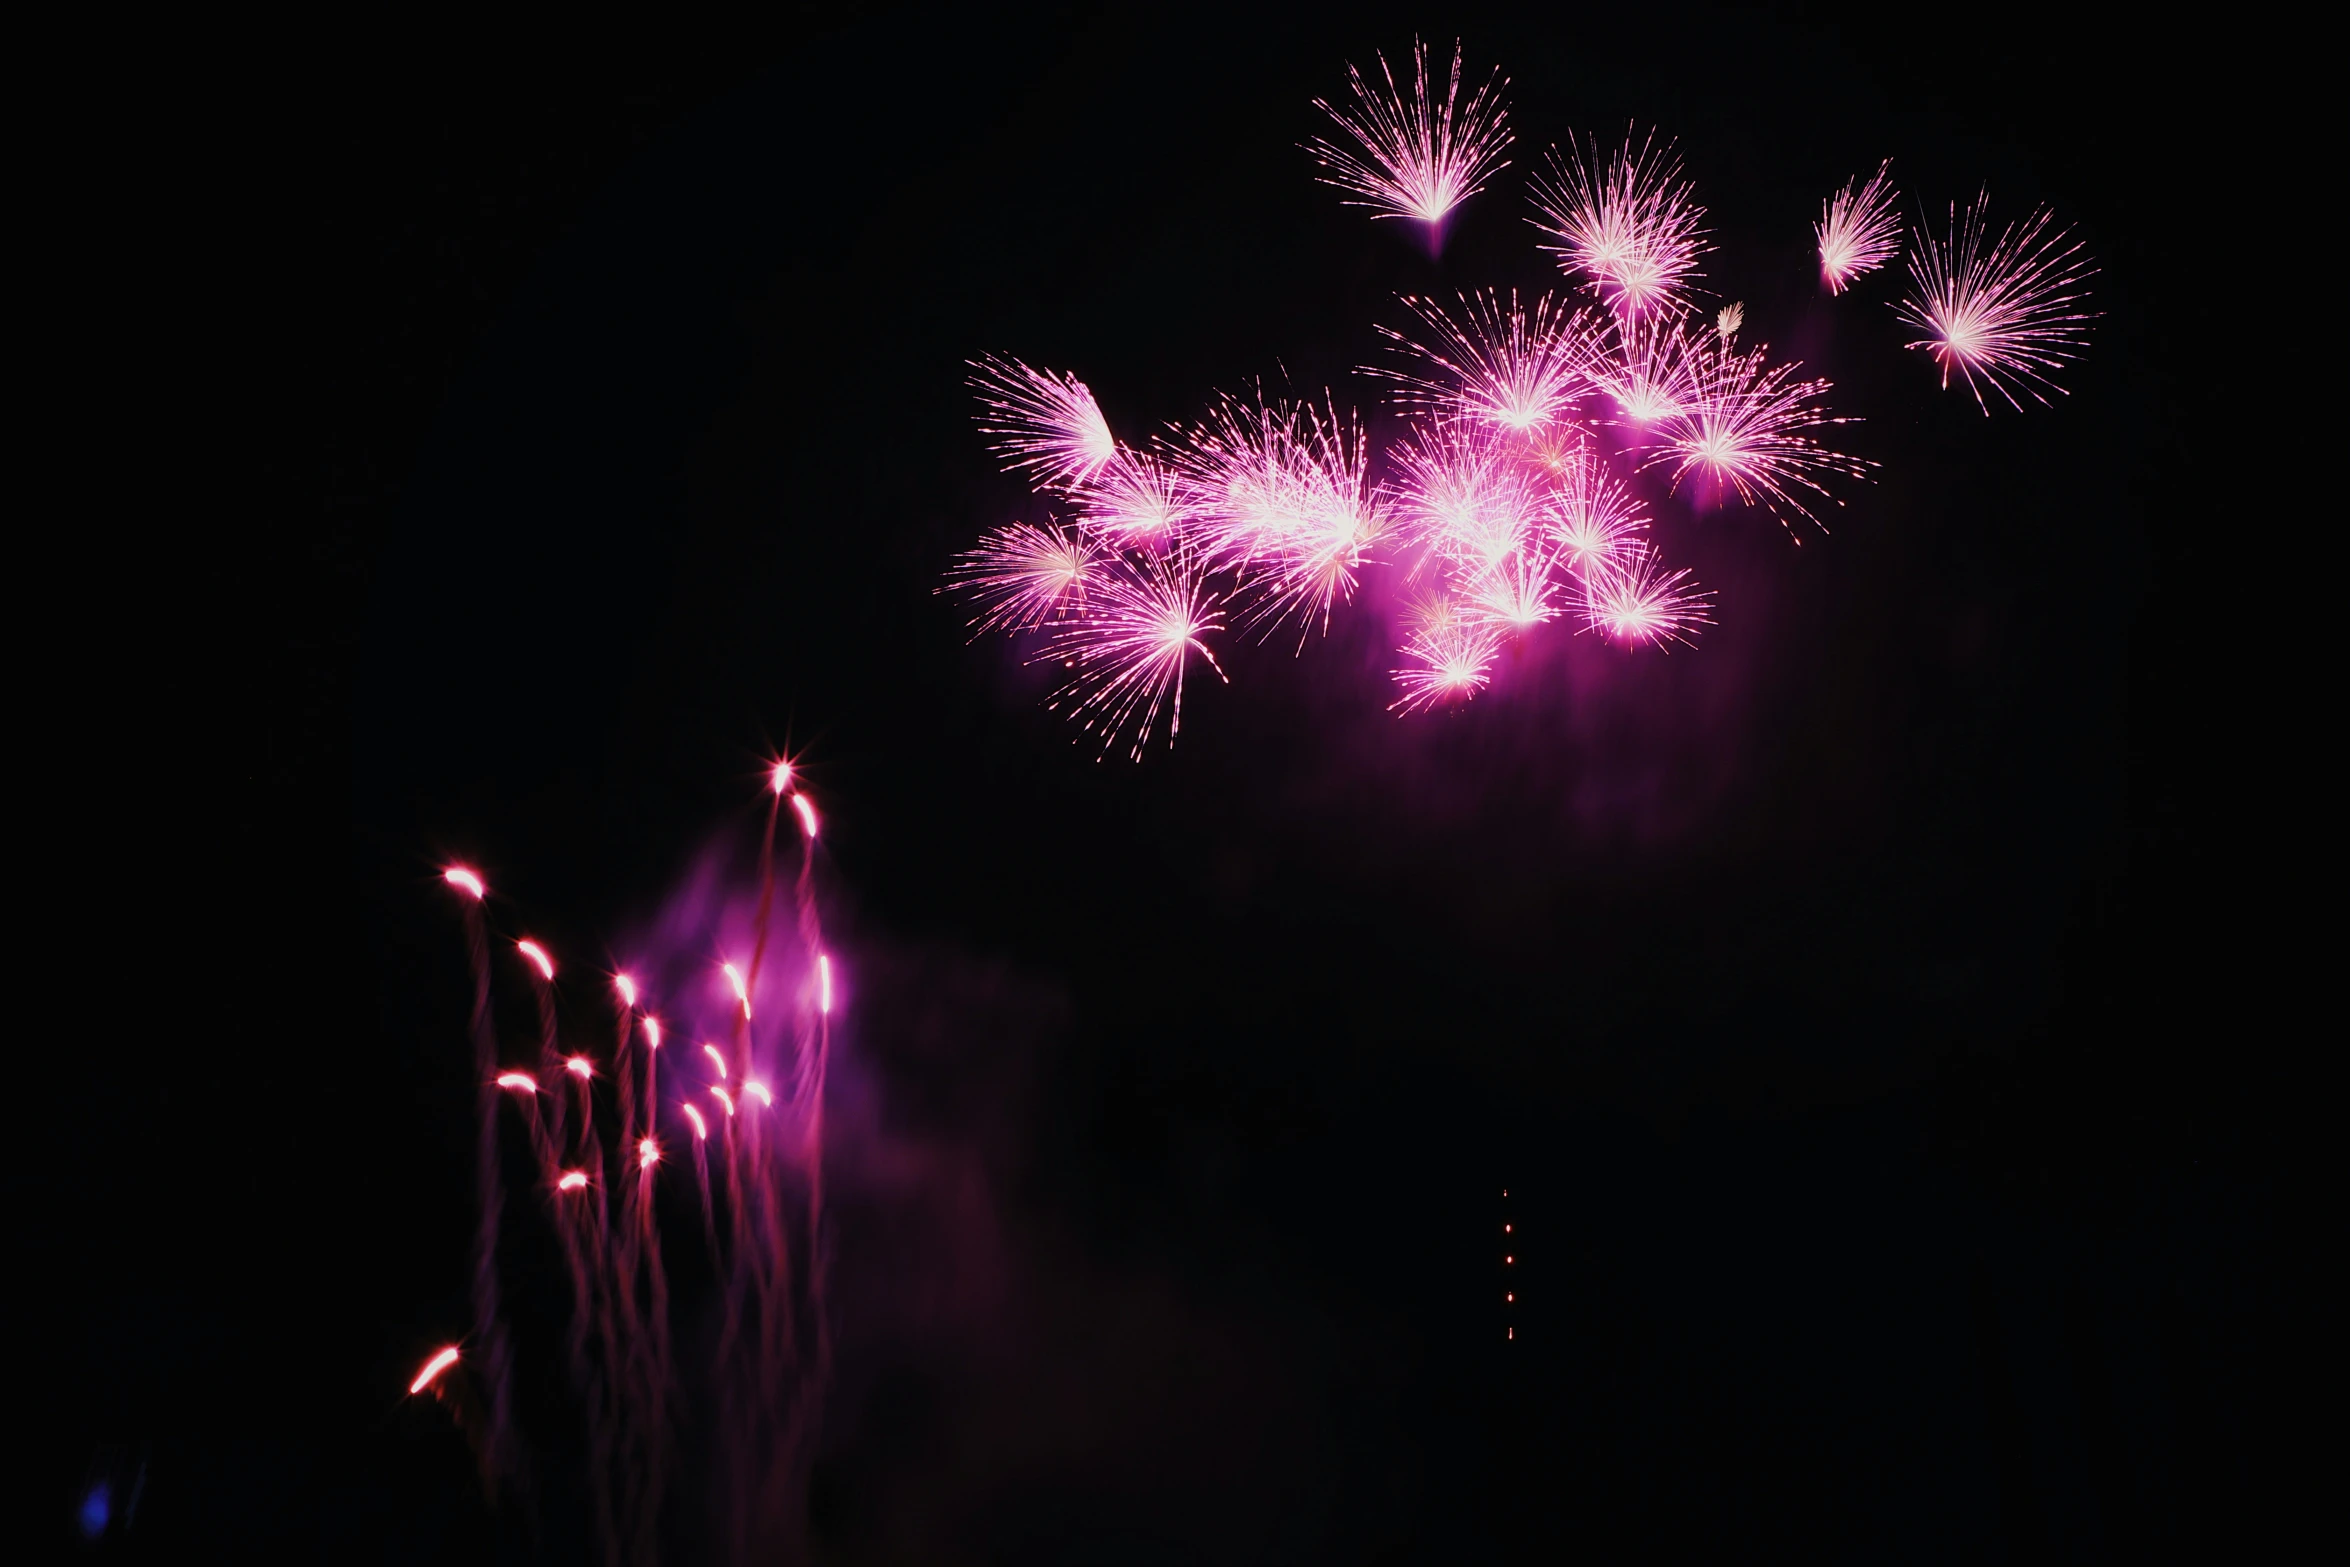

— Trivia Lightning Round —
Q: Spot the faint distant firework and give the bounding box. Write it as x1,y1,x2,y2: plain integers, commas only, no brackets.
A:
1897,192,2099,412
951,41,2093,755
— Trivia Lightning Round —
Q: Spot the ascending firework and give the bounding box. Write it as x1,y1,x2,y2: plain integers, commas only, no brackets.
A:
1817,161,1901,293
415,768,840,1564
1307,37,1511,230
1897,192,2098,412
953,45,2090,751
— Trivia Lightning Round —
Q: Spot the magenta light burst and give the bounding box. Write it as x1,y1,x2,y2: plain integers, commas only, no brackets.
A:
951,49,2093,753
1530,128,1711,322
1817,160,1902,293
1897,192,2099,412
1307,37,1511,230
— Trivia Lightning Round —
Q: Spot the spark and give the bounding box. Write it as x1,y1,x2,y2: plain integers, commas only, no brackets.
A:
496,1072,538,1093
637,1136,660,1169
790,793,818,840
1640,333,1871,528
443,867,486,900
1307,38,1512,227
1817,160,1900,293
682,1103,708,1141
1897,192,2097,412
1530,128,1710,321
943,521,1098,635
565,1055,594,1080
702,1044,728,1079
769,759,794,795
408,1346,461,1395
969,355,1119,492
1579,543,1712,647
557,1171,589,1192
1074,452,1193,546
516,940,554,982
711,1087,736,1117
722,961,751,1017
1377,290,1600,433
744,1080,773,1107
1716,301,1743,341
614,973,637,1009
642,1017,662,1049
1038,545,1228,759
817,954,833,1015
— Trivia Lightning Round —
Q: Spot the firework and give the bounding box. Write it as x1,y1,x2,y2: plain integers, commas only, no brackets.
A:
1378,290,1601,434
409,1346,463,1396
1390,594,1500,711
944,522,1098,636
1579,543,1712,647
1530,129,1710,321
1715,301,1743,342
969,355,1120,491
1640,331,1873,530
496,1072,538,1093
1040,545,1228,759
1897,192,2097,411
1308,38,1511,229
1817,161,1901,293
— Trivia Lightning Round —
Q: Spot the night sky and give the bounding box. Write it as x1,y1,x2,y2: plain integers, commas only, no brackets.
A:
59,7,2294,1560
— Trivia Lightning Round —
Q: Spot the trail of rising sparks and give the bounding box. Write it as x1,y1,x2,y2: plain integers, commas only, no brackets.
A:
1307,38,1511,228
1897,191,2098,412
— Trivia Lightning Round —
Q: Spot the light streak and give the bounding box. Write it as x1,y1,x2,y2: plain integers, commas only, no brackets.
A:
443,867,486,900
565,1056,594,1080
710,1086,736,1117
791,793,818,840
642,1017,661,1049
817,955,833,1015
496,1072,538,1093
515,940,554,982
769,759,793,795
682,1103,708,1141
722,961,751,1017
744,1080,773,1108
638,1136,660,1169
409,1346,461,1395
614,973,637,1009
702,1044,728,1079
557,1171,589,1192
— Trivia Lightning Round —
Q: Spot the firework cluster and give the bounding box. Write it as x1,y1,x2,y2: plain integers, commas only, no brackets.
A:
951,41,2095,758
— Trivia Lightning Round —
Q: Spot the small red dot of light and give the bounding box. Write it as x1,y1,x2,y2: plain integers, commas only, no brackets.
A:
1506,1292,1514,1302
1504,1223,1512,1233
1505,1255,1514,1265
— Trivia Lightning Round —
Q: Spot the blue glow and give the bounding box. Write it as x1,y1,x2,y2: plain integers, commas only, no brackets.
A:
78,1480,111,1539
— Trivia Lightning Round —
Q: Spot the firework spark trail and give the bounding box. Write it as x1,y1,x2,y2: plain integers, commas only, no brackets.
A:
1897,191,2098,412
1639,330,1875,531
942,523,1099,637
1818,160,1901,293
1531,129,1711,322
1377,290,1601,434
970,355,1120,492
1390,592,1500,710
450,878,520,1490
1307,37,1512,232
1579,541,1714,647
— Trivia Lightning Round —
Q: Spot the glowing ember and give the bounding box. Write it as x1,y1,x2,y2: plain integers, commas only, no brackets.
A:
642,1017,662,1049
565,1056,594,1080
722,961,751,1016
711,1086,736,1117
495,1072,538,1093
443,867,486,900
515,940,554,982
818,955,833,1015
702,1043,728,1078
409,1346,461,1395
557,1171,589,1192
682,1103,708,1141
638,1136,660,1169
744,1080,774,1107
614,973,637,1008
791,793,818,839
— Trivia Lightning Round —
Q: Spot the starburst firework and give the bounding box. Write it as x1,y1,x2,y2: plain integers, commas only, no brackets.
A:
1390,593,1501,711
1530,129,1710,321
1308,38,1512,227
1817,160,1901,293
970,355,1120,491
1897,193,2097,412
1377,290,1601,434
1042,547,1228,759
1579,543,1712,648
1641,332,1874,529
944,521,1098,635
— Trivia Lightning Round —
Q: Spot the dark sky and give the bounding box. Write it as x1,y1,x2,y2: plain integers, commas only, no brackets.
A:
62,6,2294,1561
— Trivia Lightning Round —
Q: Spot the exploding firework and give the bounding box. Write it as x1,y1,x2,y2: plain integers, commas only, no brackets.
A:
1307,38,1511,229
1897,191,2098,411
1529,128,1711,322
1817,161,1901,293
952,48,2087,752
420,769,839,1563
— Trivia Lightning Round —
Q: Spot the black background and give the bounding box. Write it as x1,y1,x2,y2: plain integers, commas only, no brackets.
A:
53,5,2300,1560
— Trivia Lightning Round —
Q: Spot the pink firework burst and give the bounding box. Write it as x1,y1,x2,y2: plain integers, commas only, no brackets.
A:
1579,543,1712,648
1543,441,1648,568
1308,38,1512,228
1589,314,1704,426
1462,545,1570,632
1641,335,1872,530
1530,129,1710,321
1817,160,1901,294
1041,547,1228,759
970,355,1120,491
1074,450,1194,547
1897,192,2098,412
1388,426,1542,575
1376,290,1603,434
1390,593,1501,711
1179,389,1385,641
943,521,1098,635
